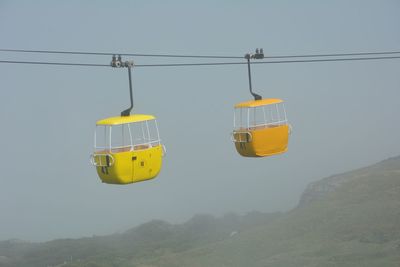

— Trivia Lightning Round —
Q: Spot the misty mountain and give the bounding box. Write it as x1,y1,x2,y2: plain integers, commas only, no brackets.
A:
153,156,400,267
0,212,280,267
1,156,399,267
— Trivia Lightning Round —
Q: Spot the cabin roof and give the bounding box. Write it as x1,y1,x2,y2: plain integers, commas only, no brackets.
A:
234,98,283,108
96,114,156,125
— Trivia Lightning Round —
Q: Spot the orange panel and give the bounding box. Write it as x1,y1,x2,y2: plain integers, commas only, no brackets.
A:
234,124,289,157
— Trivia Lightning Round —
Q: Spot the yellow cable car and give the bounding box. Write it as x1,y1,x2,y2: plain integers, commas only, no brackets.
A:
90,57,164,184
232,98,290,157
90,114,164,184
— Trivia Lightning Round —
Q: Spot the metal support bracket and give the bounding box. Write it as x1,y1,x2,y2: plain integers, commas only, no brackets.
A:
245,48,264,101
111,55,135,116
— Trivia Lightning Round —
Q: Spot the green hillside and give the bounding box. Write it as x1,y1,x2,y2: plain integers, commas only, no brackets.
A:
1,156,399,267
146,156,400,267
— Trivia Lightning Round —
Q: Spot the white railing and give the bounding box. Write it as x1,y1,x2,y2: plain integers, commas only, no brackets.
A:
233,119,288,131
94,139,162,153
250,120,288,128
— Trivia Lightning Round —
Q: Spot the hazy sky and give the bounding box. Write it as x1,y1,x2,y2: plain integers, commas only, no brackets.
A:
0,0,399,241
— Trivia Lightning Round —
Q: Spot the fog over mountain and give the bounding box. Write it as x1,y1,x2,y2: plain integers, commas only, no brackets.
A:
1,156,399,267
1,0,399,249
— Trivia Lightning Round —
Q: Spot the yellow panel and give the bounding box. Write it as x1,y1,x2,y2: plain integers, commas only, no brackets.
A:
94,150,133,184
96,114,156,126
94,145,162,184
233,124,289,157
234,98,283,108
132,145,163,183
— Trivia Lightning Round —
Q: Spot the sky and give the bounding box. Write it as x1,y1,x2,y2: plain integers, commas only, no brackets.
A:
0,0,399,241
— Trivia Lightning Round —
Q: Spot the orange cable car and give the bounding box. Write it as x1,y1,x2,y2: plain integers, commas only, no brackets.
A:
232,49,291,157
232,98,290,157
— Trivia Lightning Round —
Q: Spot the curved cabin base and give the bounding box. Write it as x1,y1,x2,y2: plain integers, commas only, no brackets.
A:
93,145,163,184
233,124,289,157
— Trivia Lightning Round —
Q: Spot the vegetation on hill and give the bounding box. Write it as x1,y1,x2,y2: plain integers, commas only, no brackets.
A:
1,156,399,267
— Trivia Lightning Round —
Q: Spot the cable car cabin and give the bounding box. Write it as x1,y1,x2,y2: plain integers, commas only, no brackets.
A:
232,98,290,157
90,114,164,184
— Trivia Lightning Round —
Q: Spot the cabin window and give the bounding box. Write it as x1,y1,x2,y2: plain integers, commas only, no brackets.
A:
146,120,161,147
110,124,133,152
234,103,288,130
94,119,161,152
94,125,111,152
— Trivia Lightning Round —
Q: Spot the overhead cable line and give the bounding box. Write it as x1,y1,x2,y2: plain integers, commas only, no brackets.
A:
1,56,400,68
267,51,400,59
0,48,242,59
135,56,400,67
0,60,109,67
1,48,400,59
